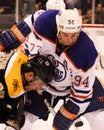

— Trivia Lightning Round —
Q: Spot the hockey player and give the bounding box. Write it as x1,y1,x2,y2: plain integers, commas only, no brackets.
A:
0,52,55,130
0,8,104,130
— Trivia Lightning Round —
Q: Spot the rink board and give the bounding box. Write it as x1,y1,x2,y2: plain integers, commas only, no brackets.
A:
82,24,104,54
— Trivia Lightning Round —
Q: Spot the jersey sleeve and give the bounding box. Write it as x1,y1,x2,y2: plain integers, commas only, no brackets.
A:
64,48,97,115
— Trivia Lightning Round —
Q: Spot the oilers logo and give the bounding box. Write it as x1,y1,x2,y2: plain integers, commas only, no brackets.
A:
47,55,67,82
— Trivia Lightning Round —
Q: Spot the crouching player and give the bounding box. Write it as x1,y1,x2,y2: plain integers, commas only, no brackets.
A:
0,51,55,130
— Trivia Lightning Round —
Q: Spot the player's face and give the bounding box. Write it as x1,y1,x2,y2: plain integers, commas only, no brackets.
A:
24,72,44,91
57,31,79,46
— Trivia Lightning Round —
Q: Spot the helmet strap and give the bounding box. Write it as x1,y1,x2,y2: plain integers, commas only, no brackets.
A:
22,73,29,86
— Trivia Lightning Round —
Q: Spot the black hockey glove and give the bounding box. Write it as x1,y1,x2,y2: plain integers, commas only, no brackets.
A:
4,96,26,130
5,114,25,130
53,100,79,130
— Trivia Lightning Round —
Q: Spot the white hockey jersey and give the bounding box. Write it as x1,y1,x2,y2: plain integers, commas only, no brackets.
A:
6,10,99,115
17,10,98,114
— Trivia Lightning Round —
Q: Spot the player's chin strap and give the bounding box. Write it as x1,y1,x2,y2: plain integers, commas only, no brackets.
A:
42,85,70,97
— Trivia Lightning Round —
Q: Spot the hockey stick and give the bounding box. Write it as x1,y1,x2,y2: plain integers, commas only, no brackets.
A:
44,98,56,117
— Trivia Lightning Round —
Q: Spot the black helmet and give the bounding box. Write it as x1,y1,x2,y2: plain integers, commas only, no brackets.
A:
21,55,55,84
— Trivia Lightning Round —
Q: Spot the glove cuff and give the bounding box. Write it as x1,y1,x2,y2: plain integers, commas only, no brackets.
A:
59,105,77,120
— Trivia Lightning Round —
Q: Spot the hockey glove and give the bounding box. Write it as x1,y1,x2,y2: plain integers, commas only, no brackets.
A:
4,96,26,130
5,114,25,130
53,100,79,130
0,20,31,52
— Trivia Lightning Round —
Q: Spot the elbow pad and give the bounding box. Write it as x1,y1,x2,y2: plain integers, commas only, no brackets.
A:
53,100,80,130
0,20,31,51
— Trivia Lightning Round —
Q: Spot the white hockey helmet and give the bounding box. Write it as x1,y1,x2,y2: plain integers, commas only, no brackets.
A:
56,8,82,33
46,0,66,10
